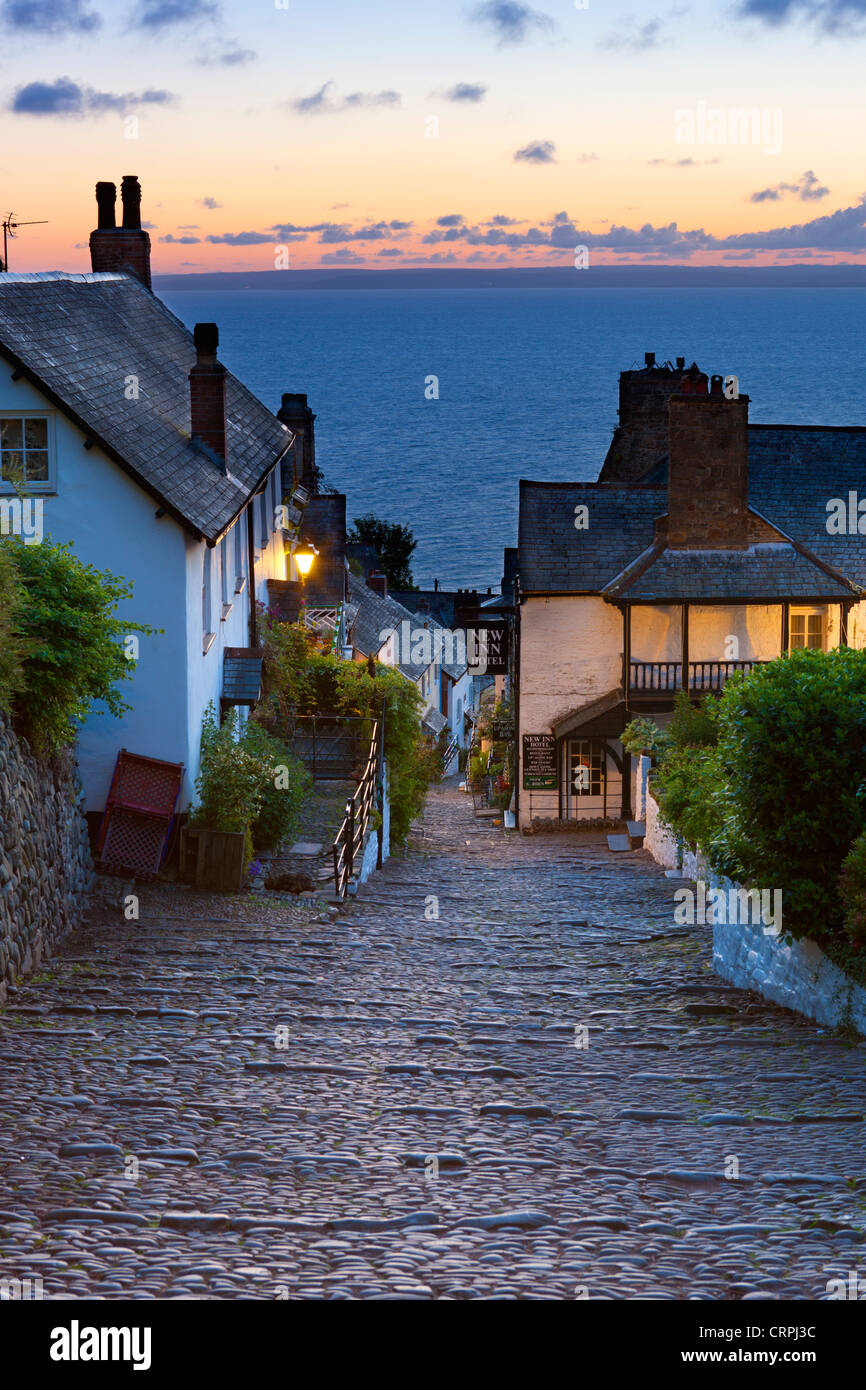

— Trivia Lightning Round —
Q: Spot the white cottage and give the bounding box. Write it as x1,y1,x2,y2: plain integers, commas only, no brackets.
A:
0,177,303,820
516,356,866,829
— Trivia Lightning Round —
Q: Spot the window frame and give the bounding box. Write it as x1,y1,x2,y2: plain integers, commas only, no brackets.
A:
0,412,57,495
789,606,826,651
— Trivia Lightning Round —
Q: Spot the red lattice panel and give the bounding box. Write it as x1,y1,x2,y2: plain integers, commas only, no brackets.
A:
100,808,169,876
96,749,184,876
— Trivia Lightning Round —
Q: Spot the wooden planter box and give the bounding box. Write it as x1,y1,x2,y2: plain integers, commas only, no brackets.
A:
179,825,246,893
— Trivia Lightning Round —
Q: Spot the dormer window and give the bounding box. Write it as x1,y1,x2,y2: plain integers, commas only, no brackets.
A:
0,415,55,493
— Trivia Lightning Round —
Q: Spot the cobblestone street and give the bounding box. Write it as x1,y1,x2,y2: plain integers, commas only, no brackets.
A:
2,782,865,1301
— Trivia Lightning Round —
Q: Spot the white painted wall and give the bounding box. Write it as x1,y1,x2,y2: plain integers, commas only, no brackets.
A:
520,596,623,734
1,362,287,814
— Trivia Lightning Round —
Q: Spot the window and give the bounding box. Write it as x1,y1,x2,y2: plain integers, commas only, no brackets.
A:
220,536,230,619
790,609,824,650
259,489,269,548
0,415,53,492
202,545,215,652
570,740,603,797
234,519,246,592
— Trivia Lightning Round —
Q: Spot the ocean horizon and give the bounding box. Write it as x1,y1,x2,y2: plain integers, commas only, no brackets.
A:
161,285,866,591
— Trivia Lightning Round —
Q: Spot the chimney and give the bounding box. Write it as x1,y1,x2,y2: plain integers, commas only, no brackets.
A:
277,391,317,498
189,323,227,461
89,175,152,289
667,378,749,549
367,572,388,600
598,356,700,485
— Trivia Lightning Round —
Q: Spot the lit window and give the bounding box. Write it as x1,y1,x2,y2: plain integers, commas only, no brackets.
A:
790,610,824,650
0,415,53,492
570,740,603,796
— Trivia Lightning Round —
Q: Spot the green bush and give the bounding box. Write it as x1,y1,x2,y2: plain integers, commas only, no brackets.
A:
259,622,427,849
621,716,671,760
839,831,866,948
241,719,312,852
1,536,158,756
0,543,26,716
707,649,866,944
191,704,272,848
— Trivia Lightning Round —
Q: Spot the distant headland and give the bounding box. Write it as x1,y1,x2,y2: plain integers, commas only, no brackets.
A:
152,265,866,293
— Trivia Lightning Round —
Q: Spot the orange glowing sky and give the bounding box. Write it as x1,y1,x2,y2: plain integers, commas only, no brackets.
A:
1,0,865,273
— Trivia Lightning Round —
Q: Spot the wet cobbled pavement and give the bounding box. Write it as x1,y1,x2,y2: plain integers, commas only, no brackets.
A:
1,783,865,1300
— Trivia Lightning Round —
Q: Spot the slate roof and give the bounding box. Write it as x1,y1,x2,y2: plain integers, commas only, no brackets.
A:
0,271,292,542
520,424,866,600
605,544,854,602
518,482,665,593
347,572,467,682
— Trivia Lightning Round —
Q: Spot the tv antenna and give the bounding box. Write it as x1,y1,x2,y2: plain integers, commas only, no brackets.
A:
1,214,49,272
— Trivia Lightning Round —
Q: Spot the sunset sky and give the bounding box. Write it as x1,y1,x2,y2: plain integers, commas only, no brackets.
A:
1,0,865,272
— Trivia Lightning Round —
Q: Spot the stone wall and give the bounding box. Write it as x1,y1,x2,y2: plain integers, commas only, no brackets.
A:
0,714,93,1003
638,759,866,1035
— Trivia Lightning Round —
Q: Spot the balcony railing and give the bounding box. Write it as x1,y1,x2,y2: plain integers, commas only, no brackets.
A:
629,659,768,694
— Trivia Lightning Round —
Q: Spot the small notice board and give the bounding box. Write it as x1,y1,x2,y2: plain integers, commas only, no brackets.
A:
522,733,557,790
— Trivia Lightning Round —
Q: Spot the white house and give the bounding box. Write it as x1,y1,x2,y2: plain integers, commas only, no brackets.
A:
346,571,473,748
516,355,866,829
0,176,308,819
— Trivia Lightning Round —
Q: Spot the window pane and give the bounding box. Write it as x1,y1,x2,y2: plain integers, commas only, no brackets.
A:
25,451,50,481
0,419,22,448
24,419,48,450
1,451,24,481
790,615,805,634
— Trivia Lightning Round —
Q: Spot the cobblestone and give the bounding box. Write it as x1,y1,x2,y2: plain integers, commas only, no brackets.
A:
1,782,865,1300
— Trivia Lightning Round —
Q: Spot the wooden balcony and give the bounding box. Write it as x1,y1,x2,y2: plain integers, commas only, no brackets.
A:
629,659,768,696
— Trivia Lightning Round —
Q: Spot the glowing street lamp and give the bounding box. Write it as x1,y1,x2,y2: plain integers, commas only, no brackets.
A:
294,543,318,580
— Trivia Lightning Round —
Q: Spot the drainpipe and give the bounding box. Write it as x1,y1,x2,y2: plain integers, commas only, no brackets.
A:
246,500,257,646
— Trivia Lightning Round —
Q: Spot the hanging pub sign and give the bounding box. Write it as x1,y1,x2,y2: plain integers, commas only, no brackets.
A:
491,718,514,741
522,733,557,790
466,622,509,676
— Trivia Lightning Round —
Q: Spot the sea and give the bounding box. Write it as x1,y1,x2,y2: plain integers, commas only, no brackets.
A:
161,287,866,591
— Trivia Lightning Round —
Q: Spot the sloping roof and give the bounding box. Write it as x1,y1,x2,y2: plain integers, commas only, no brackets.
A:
518,482,664,593
347,572,468,681
521,423,866,600
0,271,291,542
605,544,855,602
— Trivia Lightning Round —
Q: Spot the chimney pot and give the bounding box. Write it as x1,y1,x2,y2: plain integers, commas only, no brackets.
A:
120,175,142,230
676,356,685,370
95,181,116,230
710,373,724,397
644,351,656,367
89,175,151,288
194,322,220,361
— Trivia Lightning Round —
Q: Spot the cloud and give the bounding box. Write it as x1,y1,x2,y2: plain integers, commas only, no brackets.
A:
199,196,222,209
440,81,487,102
578,152,600,163
750,169,830,203
161,233,201,243
377,247,404,257
1,0,101,32
413,196,866,255
321,248,365,264
599,16,665,50
647,156,722,166
437,214,465,227
10,77,175,116
469,1,555,44
132,0,218,30
513,139,557,164
737,0,866,33
290,81,401,114
205,230,273,245
196,42,256,65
